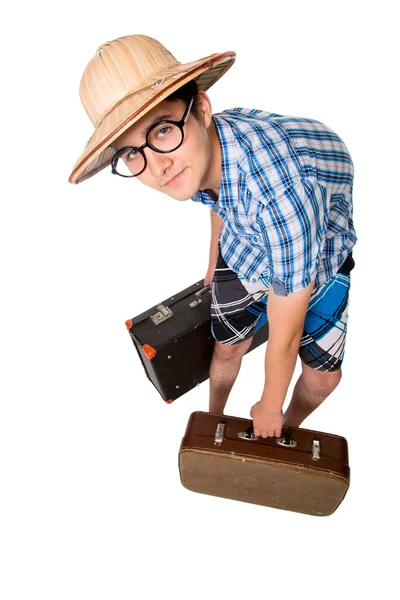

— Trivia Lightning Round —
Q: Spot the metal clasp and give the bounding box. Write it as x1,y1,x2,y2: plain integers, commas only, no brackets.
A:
189,286,211,308
214,423,225,445
150,304,174,325
312,440,321,460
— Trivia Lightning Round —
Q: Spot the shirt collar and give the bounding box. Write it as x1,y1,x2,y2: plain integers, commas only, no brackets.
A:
192,113,239,209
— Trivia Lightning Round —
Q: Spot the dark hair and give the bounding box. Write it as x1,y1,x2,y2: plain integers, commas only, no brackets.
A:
165,80,200,119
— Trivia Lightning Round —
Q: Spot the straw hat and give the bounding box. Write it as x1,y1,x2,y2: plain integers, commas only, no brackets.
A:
68,34,235,184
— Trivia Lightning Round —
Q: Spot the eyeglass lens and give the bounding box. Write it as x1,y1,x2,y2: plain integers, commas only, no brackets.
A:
114,123,184,177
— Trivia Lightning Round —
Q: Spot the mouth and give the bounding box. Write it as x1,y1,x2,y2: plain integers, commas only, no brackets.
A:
163,168,186,187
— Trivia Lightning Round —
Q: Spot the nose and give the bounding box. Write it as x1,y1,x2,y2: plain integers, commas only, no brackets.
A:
144,147,173,178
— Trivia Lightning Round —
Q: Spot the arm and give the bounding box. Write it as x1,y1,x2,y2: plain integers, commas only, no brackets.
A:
204,209,224,286
251,281,315,437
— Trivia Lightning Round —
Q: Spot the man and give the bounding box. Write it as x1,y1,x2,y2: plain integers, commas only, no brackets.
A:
69,34,356,439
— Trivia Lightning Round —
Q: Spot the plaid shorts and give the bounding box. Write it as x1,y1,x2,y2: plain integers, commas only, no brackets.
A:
210,248,353,372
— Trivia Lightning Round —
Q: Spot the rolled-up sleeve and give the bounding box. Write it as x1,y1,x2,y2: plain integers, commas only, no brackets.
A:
211,200,220,213
191,190,216,210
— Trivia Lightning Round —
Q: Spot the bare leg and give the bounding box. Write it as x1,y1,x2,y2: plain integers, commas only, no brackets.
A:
209,337,254,414
283,362,342,427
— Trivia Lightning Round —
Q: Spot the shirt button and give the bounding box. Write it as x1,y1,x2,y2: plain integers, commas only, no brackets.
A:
252,235,259,243
250,276,258,284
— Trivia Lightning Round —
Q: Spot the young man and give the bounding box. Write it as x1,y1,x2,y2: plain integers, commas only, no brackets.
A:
69,35,356,439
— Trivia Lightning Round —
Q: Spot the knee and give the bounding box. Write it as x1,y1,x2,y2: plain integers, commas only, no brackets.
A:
302,366,342,396
213,337,253,360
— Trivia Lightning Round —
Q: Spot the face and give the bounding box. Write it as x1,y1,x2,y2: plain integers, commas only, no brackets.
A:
111,91,219,201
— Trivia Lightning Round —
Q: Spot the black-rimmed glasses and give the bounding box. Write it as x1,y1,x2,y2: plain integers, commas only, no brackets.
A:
111,97,194,178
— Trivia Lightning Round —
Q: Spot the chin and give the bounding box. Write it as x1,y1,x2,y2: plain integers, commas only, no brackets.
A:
164,190,193,201
162,181,199,201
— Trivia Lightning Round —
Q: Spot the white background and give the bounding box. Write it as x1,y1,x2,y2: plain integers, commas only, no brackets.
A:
1,1,398,598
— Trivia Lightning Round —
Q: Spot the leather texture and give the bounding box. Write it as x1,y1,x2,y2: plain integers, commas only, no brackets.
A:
179,412,350,516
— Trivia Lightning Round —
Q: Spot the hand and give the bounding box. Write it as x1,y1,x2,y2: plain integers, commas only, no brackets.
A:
204,267,215,287
250,401,283,438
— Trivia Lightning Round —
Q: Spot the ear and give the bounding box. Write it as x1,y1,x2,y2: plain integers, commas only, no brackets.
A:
196,91,213,129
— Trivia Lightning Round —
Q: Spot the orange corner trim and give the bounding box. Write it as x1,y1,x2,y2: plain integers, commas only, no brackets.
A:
142,344,157,360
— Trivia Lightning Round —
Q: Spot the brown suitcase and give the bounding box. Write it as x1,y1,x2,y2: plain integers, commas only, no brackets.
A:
179,411,350,517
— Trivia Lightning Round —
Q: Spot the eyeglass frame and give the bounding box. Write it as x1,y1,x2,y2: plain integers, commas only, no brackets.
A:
110,97,194,178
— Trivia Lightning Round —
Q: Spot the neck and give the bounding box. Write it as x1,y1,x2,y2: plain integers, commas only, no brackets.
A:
200,119,221,196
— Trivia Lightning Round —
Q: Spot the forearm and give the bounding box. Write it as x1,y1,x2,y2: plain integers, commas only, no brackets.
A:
261,334,302,411
260,281,314,411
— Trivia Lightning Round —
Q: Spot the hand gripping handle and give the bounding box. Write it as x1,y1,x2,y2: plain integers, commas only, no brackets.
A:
238,426,297,448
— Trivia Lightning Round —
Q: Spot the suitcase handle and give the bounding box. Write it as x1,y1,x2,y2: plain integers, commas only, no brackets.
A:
189,285,211,308
239,426,297,448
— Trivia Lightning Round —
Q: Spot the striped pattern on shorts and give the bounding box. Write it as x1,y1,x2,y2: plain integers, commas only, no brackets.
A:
210,248,352,372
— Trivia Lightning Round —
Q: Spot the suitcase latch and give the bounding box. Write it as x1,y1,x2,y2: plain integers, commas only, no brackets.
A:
214,423,225,445
150,304,174,325
312,440,321,460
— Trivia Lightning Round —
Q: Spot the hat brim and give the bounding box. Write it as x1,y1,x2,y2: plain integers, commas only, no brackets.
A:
69,51,235,184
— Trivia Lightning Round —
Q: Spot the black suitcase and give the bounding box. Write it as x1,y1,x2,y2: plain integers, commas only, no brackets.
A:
125,279,269,403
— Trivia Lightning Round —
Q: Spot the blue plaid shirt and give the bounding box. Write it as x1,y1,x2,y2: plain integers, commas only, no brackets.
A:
191,108,357,296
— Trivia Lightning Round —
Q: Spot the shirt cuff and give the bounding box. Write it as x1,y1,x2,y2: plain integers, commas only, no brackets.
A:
272,278,288,296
